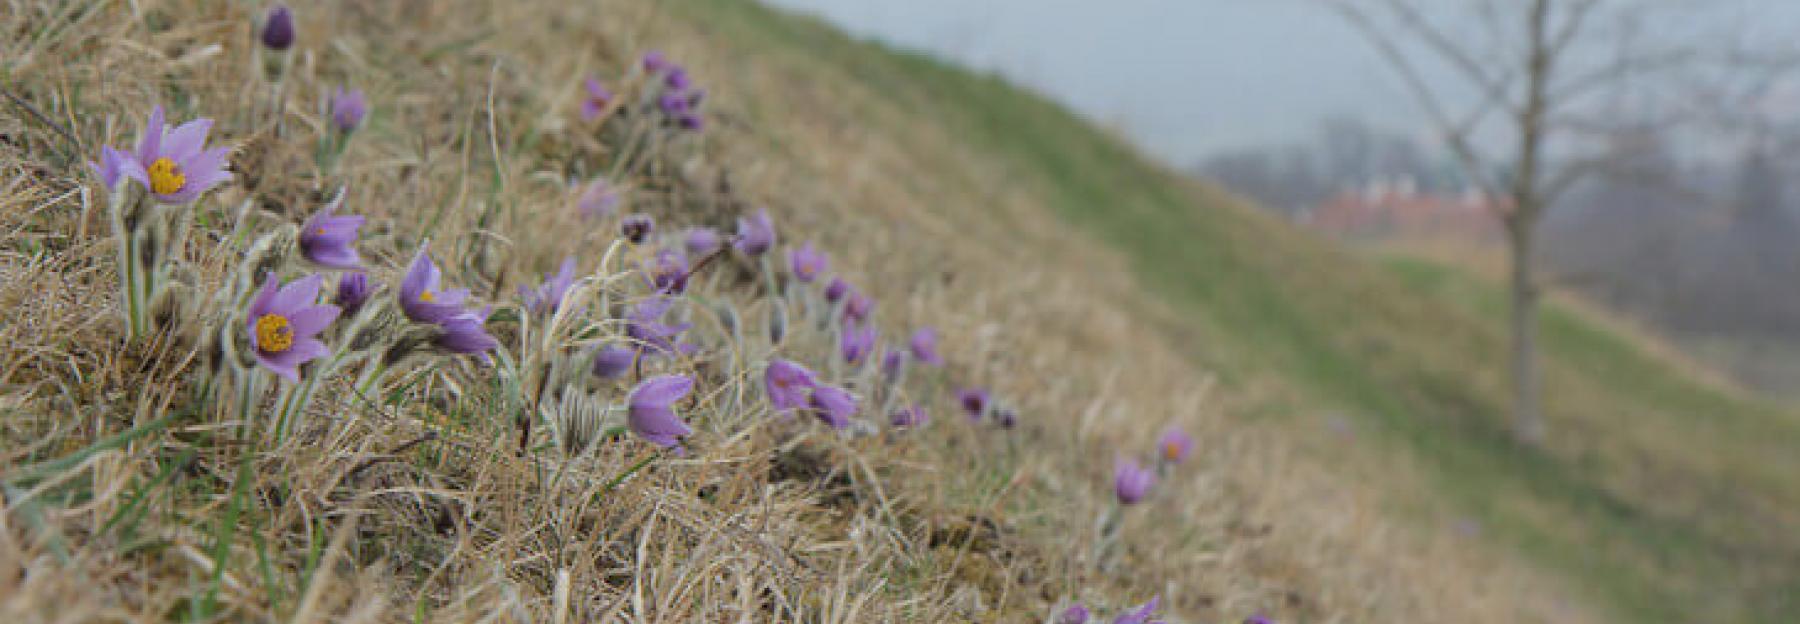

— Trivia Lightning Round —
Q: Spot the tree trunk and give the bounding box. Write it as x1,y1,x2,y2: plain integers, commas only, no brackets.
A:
1508,220,1544,444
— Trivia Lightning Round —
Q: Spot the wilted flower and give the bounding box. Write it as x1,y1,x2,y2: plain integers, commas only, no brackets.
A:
627,375,693,450
335,271,374,316
824,277,850,304
577,178,620,220
840,322,876,365
1158,426,1194,464
94,106,233,204
592,345,636,379
844,292,874,323
647,248,689,294
764,358,818,412
684,227,721,256
788,242,827,283
580,77,613,122
909,327,944,366
734,208,775,255
809,384,857,429
1058,603,1091,624
626,296,690,355
621,214,654,244
1112,596,1162,624
890,405,929,429
958,388,989,421
521,256,578,316
641,50,670,73
435,306,498,355
261,5,295,51
298,193,364,269
330,87,367,133
1114,458,1155,505
245,273,339,382
398,245,471,324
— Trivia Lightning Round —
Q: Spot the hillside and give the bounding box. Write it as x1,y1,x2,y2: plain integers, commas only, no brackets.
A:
0,0,1794,622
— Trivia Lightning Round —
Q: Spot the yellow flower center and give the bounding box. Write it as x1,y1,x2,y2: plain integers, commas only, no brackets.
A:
418,290,436,303
147,157,186,196
1163,441,1182,461
255,314,294,353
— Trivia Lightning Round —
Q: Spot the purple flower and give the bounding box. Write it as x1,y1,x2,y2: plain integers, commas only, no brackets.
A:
521,256,578,316
995,407,1018,429
335,271,374,316
1113,458,1155,505
621,213,654,244
909,327,944,366
1243,615,1275,624
626,296,690,355
676,112,705,132
646,248,689,294
840,322,876,365
881,348,905,380
958,388,989,421
577,178,620,220
398,245,471,325
298,193,364,269
330,87,367,133
627,375,693,450
843,293,874,323
592,344,636,379
734,209,775,256
94,106,232,204
788,242,827,283
684,227,721,256
764,358,818,412
809,384,857,429
657,92,690,117
665,67,692,91
435,307,499,355
1158,426,1194,464
1058,603,1091,624
641,50,670,73
1112,596,1161,624
685,88,707,109
261,5,295,51
889,405,929,429
245,273,339,382
580,77,613,122
824,277,850,304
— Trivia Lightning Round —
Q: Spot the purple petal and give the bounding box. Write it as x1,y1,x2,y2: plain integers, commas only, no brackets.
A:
248,273,281,318
285,304,341,338
629,375,693,409
136,105,165,164
162,118,213,161
269,274,324,315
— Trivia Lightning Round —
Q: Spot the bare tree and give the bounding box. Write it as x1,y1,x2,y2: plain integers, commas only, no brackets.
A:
1324,0,1768,444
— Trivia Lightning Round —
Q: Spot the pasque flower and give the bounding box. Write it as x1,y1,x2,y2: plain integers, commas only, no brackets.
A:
881,348,905,380
1114,458,1155,505
734,208,775,255
890,405,929,429
1058,604,1090,624
621,214,654,244
1112,596,1162,624
809,384,857,429
580,77,613,122
521,256,578,316
1158,426,1194,464
684,227,721,256
840,322,876,365
628,375,693,450
994,407,1018,429
246,273,340,382
1243,615,1274,624
591,345,636,379
788,242,827,283
577,178,620,220
331,87,367,133
261,5,295,51
844,292,873,323
299,193,365,269
824,277,850,304
764,358,818,412
435,306,499,354
958,388,989,421
909,327,944,366
626,296,691,355
641,50,670,73
93,106,232,204
335,271,374,316
399,245,471,324
647,248,689,294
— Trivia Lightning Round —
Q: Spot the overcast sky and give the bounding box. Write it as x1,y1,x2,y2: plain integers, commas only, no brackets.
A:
761,0,1800,167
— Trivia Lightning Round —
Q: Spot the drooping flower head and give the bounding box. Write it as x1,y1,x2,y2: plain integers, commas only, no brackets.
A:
1058,603,1091,624
909,327,944,366
890,405,929,429
1112,596,1162,624
261,5,295,51
843,292,874,324
577,178,620,220
627,375,694,450
734,208,775,256
299,192,364,269
788,242,827,283
626,296,691,355
621,213,655,244
1113,458,1155,505
580,77,613,122
592,345,636,379
824,277,850,304
840,322,876,365
93,106,233,204
521,256,579,316
435,306,499,355
330,87,367,133
1158,426,1194,464
764,358,819,412
398,245,471,324
335,271,374,316
684,227,721,256
958,388,989,421
646,248,689,294
245,273,340,382
809,384,857,429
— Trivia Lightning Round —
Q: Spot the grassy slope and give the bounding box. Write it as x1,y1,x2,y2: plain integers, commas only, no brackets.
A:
691,1,1800,620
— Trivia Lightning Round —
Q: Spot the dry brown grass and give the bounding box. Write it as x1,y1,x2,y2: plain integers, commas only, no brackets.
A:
0,0,1607,622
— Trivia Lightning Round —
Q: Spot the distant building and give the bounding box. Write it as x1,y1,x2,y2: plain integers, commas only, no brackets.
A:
1302,179,1505,243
